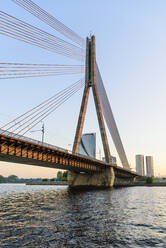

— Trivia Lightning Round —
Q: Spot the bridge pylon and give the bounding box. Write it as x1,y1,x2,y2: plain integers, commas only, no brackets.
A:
72,36,111,164
69,36,115,188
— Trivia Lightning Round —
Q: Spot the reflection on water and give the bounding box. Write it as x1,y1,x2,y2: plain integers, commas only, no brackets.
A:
0,184,166,247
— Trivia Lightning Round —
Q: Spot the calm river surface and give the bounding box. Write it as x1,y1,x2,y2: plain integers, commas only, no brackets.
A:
0,184,166,248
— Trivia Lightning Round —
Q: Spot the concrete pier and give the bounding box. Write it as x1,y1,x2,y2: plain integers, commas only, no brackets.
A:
68,168,115,188
68,167,137,188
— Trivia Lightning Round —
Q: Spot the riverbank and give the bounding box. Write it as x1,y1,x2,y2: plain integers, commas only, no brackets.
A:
25,181,166,187
132,182,166,187
26,181,68,185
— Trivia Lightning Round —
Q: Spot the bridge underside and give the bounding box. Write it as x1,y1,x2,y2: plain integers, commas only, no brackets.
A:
0,152,136,187
0,133,138,187
0,133,109,173
68,168,136,188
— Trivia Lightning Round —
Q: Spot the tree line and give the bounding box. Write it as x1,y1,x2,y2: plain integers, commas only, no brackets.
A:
0,171,68,183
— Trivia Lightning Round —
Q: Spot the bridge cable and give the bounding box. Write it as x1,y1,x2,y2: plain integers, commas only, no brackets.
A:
0,11,85,61
0,11,84,55
1,79,84,135
0,63,84,68
0,13,84,61
0,63,84,79
0,70,84,79
0,73,83,80
1,79,82,131
12,0,85,47
12,80,84,134
0,79,84,153
20,81,84,135
1,79,82,130
0,26,83,62
96,64,130,169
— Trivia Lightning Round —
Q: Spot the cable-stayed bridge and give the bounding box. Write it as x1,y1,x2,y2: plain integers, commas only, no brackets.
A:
0,0,138,187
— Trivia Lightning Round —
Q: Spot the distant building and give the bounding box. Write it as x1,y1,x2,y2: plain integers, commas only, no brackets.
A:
146,156,154,177
102,157,105,162
79,133,96,158
102,156,116,164
111,156,117,164
136,155,145,176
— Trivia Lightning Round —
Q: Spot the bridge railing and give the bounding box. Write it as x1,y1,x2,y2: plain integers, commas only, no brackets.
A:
0,128,68,153
0,128,116,166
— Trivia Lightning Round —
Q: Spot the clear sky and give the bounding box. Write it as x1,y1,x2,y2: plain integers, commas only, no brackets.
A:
0,0,166,178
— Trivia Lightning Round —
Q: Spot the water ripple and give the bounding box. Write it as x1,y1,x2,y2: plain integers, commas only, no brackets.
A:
0,185,166,247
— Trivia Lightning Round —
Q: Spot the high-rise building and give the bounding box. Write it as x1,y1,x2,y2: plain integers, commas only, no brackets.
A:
136,154,145,176
79,133,96,158
146,156,154,177
102,156,116,164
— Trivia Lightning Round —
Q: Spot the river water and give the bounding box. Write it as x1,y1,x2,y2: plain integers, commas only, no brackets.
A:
0,184,165,248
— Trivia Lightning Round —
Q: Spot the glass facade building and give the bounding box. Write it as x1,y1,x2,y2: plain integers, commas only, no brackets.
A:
79,133,96,158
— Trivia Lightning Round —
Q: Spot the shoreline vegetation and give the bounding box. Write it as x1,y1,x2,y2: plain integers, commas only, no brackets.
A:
133,176,166,186
0,171,68,184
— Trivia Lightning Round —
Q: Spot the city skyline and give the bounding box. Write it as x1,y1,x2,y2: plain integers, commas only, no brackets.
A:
0,0,166,177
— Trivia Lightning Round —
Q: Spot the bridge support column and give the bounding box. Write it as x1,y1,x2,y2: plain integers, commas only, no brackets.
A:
68,168,115,188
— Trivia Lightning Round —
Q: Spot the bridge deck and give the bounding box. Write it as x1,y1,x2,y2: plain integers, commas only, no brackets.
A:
0,129,138,178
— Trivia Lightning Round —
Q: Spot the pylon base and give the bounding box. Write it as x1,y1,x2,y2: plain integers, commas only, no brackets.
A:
68,168,115,188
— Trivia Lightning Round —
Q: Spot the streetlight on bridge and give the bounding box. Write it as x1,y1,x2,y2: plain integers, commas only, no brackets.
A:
30,122,45,143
